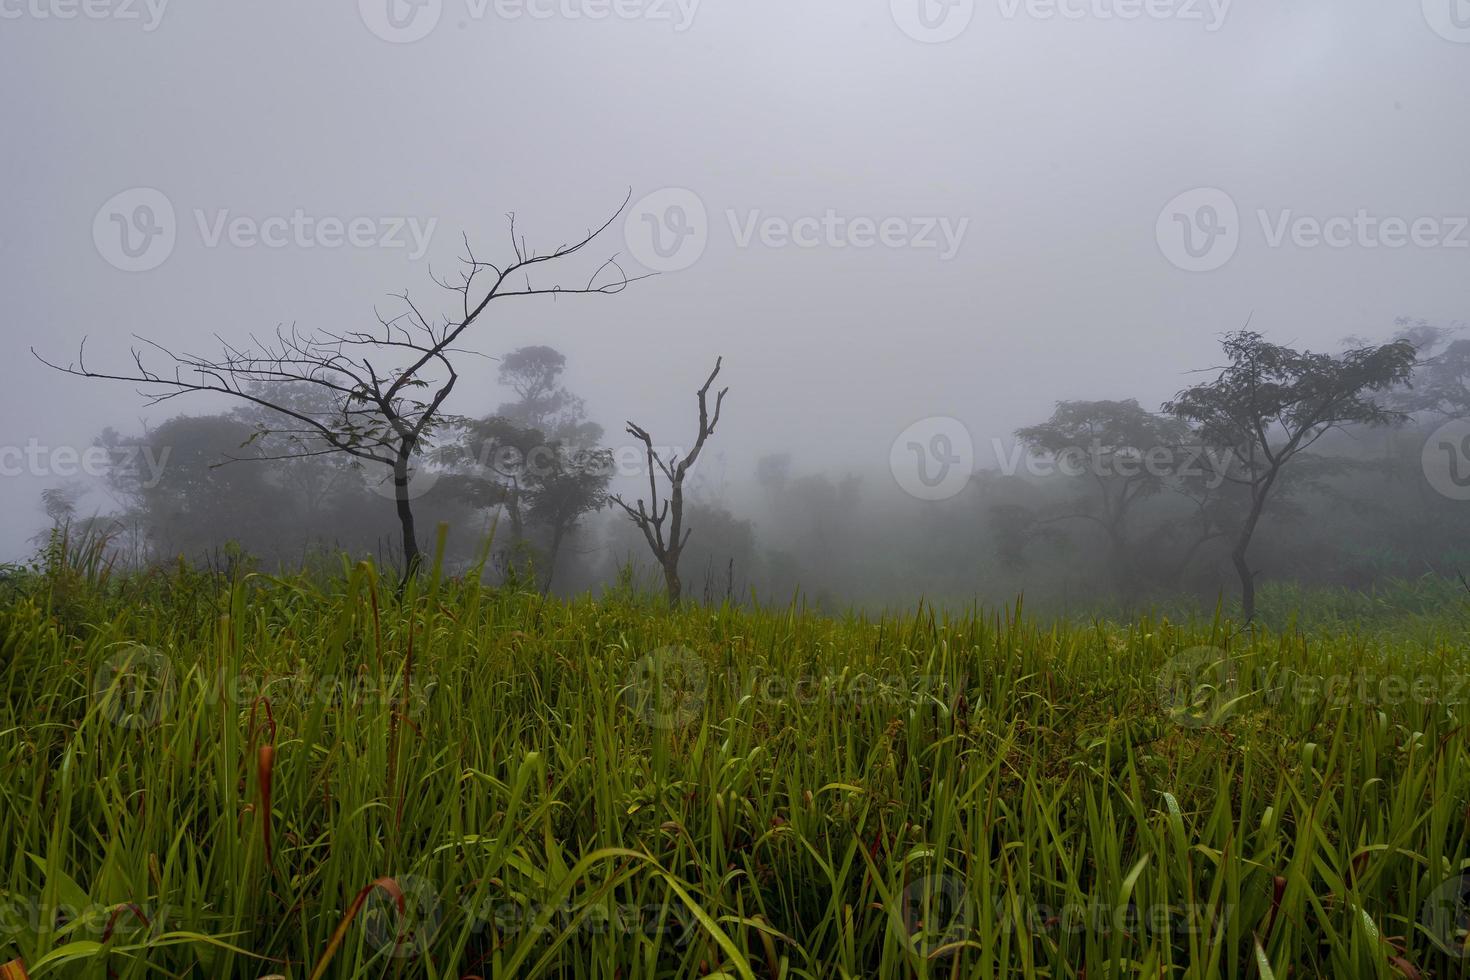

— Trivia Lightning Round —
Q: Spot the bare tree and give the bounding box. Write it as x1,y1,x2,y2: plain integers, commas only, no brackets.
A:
35,198,642,581
611,358,727,603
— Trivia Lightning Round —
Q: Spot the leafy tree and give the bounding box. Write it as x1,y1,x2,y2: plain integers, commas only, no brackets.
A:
493,345,595,437
1014,399,1189,594
1385,318,1470,420
1164,330,1415,621
1359,319,1470,576
442,346,612,590
523,443,613,592
88,408,390,568
98,414,280,561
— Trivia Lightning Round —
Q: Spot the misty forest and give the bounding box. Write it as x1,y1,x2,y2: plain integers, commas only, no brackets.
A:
25,318,1470,623
4,3,1470,978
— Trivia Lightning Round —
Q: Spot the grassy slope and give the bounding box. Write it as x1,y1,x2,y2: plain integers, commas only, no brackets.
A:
1,561,1469,978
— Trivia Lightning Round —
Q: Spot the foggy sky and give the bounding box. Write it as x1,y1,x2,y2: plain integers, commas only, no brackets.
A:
2,0,1468,560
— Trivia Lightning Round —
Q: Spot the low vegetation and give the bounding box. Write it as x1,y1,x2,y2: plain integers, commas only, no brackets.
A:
2,548,1468,978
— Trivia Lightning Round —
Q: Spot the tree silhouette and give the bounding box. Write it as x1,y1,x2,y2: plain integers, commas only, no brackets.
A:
1014,398,1189,596
36,199,641,580
611,358,727,604
1165,330,1415,621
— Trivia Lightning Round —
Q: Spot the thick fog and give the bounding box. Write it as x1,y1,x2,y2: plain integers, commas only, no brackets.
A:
3,0,1468,609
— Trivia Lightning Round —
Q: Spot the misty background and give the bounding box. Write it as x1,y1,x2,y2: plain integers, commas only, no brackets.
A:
3,0,1468,612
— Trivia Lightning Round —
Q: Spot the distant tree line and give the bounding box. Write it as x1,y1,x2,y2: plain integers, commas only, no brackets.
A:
33,310,1470,619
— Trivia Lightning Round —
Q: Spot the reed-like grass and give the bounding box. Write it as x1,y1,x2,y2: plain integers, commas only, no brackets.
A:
2,554,1468,978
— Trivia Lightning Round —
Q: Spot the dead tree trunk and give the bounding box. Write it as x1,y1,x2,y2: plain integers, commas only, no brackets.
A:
611,358,727,605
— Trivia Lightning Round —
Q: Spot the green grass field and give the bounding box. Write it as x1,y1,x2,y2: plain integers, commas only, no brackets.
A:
2,553,1469,978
